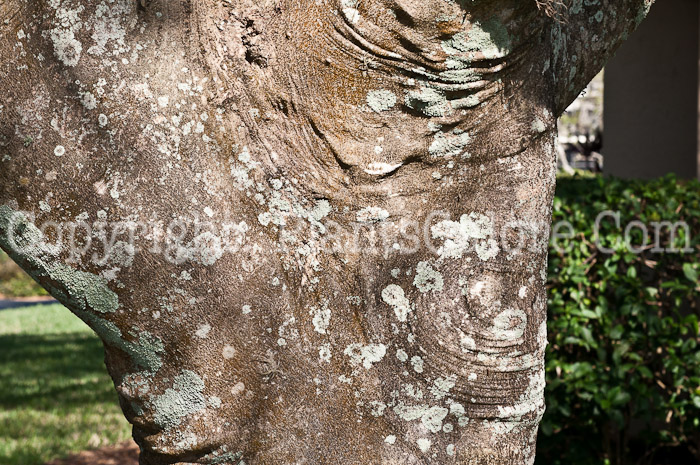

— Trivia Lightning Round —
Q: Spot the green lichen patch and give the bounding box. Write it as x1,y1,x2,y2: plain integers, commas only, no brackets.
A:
151,370,206,430
366,90,397,113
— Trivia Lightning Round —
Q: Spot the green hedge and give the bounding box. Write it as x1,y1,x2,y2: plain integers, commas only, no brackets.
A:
538,175,700,465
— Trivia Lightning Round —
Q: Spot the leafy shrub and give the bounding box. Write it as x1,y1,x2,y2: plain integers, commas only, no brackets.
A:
537,175,700,465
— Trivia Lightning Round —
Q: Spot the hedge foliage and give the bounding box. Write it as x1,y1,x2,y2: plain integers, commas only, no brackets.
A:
537,175,700,465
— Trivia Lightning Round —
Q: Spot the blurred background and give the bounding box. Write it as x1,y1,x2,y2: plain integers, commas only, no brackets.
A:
1,2,699,464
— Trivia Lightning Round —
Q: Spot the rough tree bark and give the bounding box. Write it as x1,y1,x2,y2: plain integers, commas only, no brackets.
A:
0,0,653,463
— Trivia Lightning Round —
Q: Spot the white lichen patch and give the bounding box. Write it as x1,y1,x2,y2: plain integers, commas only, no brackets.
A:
490,308,527,341
344,343,386,369
80,91,97,110
222,345,236,359
405,87,451,118
519,286,528,299
310,199,332,222
460,334,476,351
449,401,470,427
192,232,224,266
532,118,547,133
319,343,331,363
88,0,134,57
48,1,85,67
369,401,387,417
431,213,500,261
54,145,66,157
107,241,135,267
421,406,449,433
394,398,462,435
341,0,360,24
356,206,390,223
230,146,258,190
311,302,331,334
410,355,424,373
429,375,456,400
195,324,212,339
396,349,408,362
381,284,411,322
231,382,245,396
496,368,545,421
413,261,443,293
441,19,512,61
416,438,432,453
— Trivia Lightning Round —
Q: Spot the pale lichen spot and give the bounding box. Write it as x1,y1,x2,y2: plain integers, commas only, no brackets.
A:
381,284,411,322
319,343,331,363
344,343,387,369
417,438,431,453
491,308,527,341
431,213,499,261
421,406,449,433
519,286,528,299
410,355,424,373
413,261,443,293
231,382,245,396
396,349,408,362
195,324,212,339
311,302,331,334
369,401,387,417
341,0,361,24
461,335,476,351
532,118,547,133
429,131,471,158
357,206,390,224
222,345,236,359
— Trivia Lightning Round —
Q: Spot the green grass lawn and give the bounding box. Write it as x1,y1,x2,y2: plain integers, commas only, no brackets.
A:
0,304,132,465
0,251,48,298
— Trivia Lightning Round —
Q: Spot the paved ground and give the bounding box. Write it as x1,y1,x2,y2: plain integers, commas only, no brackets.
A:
0,296,57,310
43,440,139,465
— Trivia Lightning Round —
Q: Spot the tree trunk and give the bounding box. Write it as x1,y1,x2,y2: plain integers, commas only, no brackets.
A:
0,1,653,463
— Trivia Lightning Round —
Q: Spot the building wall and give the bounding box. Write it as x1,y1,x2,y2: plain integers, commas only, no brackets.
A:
604,0,700,180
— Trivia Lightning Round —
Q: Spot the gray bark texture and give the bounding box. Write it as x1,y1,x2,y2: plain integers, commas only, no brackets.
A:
0,0,652,463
